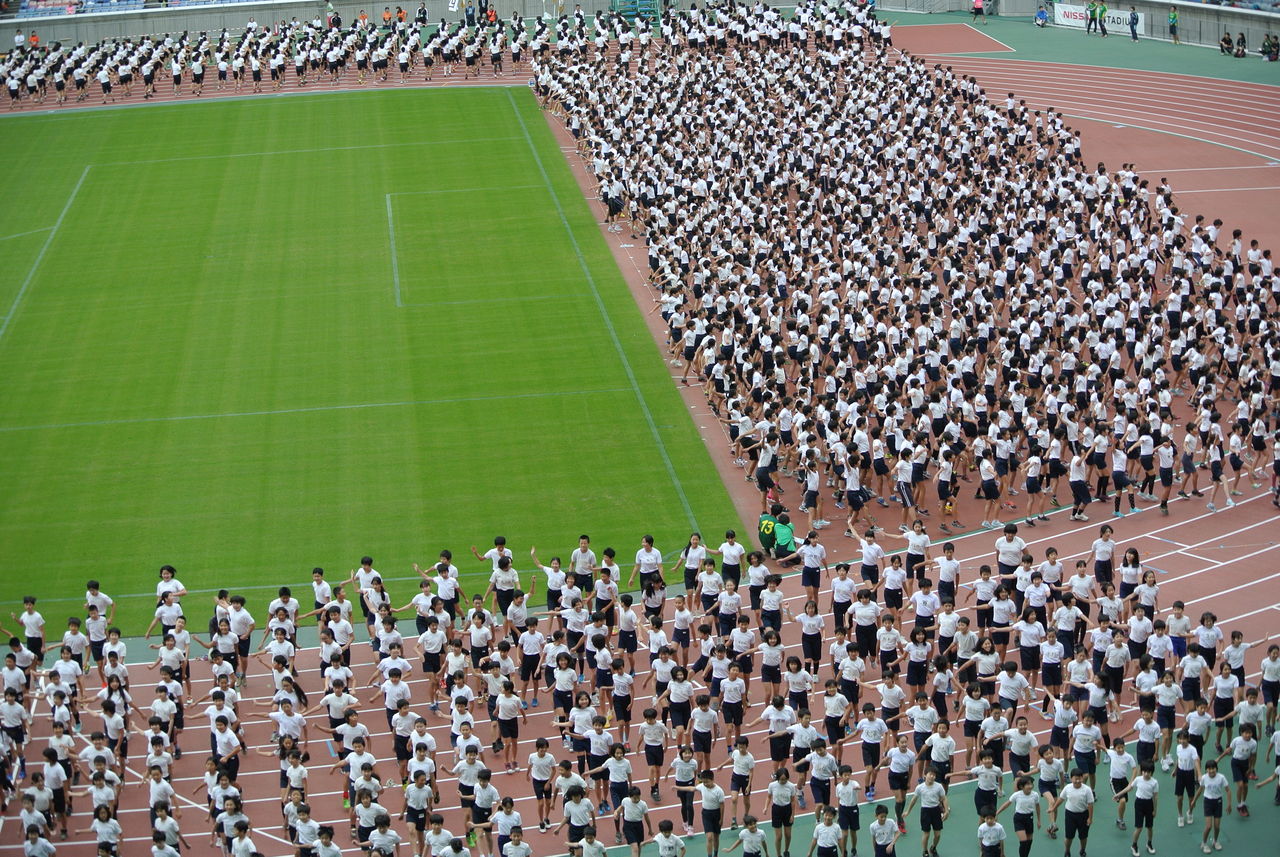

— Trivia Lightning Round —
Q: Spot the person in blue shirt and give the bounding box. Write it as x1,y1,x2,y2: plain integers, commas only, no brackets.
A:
1035,6,1049,27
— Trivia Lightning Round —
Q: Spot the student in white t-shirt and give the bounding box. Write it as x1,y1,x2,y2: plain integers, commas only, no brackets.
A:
976,805,1007,857
650,818,686,857
1192,758,1230,852
1112,761,1159,855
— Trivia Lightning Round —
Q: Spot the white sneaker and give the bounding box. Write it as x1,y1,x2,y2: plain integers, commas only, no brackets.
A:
1226,498,1236,507
1212,841,1222,851
1177,815,1185,827
1201,844,1211,854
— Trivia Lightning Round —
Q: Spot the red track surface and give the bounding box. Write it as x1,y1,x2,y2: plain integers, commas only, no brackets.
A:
4,35,1280,857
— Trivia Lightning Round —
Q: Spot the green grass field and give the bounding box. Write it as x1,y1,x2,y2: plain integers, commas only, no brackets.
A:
0,87,741,632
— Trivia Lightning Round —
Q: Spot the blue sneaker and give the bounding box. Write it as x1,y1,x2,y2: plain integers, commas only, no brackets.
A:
531,698,539,707
521,700,528,710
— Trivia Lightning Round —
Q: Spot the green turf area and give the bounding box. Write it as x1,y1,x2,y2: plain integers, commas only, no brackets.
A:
0,87,742,632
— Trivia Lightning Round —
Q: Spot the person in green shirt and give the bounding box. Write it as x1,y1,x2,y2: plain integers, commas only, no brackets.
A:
1168,6,1180,45
757,503,785,557
1097,1,1109,37
1086,0,1099,35
772,512,798,565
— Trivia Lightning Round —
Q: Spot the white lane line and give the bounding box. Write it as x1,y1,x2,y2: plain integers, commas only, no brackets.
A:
1175,185,1280,194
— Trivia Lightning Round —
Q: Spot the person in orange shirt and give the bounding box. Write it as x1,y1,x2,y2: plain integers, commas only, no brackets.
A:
396,6,406,23
28,30,39,48
486,6,496,24
358,9,368,25
381,6,392,25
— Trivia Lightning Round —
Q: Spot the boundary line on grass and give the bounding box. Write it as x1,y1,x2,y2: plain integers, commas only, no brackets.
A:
506,88,700,532
0,226,53,243
0,164,90,346
0,386,630,434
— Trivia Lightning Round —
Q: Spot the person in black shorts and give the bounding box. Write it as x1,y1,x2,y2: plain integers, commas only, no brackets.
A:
1113,761,1159,855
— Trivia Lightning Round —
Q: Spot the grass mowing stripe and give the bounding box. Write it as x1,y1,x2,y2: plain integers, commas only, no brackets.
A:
386,184,551,307
0,387,631,434
90,135,522,167
385,193,403,307
0,164,90,345
506,88,700,532
402,293,582,307
389,184,544,196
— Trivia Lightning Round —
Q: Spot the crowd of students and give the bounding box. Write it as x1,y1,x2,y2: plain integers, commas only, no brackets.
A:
1,5,677,109
1,168,1274,857
532,4,1280,855
0,513,1278,857
540,0,1280,538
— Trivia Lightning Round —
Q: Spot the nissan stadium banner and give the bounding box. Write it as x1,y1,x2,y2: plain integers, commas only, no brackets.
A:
1054,3,1146,30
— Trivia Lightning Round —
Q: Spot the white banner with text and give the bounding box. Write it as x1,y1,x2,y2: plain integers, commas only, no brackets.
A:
1053,3,1146,30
